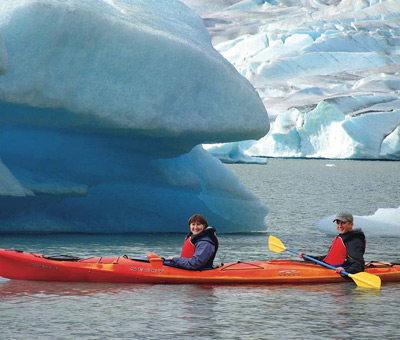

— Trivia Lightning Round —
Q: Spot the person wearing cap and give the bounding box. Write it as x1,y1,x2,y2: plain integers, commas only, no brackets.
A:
168,214,219,270
299,213,366,274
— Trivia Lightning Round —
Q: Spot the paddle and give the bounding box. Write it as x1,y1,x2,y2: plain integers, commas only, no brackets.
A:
146,252,164,269
268,235,381,289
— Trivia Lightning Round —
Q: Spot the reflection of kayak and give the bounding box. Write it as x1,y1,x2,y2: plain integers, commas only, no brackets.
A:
1,248,400,285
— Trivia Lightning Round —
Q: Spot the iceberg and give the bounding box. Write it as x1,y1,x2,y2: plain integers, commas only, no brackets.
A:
0,0,269,233
187,0,400,161
315,207,400,237
0,34,6,75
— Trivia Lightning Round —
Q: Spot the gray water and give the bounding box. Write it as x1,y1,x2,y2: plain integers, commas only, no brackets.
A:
1,159,399,340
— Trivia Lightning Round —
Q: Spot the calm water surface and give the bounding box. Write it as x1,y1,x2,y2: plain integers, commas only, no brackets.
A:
1,159,399,340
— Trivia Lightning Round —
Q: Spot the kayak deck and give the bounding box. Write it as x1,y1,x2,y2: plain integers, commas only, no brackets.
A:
1,249,400,285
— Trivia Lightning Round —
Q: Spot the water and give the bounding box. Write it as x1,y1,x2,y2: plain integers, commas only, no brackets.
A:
1,159,399,340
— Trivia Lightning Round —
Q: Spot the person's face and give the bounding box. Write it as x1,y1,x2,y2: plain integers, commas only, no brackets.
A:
336,220,353,234
190,221,206,235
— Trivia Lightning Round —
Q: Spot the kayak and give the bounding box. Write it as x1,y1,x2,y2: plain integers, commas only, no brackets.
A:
1,248,400,285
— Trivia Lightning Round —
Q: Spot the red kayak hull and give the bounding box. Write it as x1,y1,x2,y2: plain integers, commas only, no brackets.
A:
1,249,400,285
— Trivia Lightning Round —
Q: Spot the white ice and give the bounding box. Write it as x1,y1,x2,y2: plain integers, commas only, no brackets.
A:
315,206,400,237
0,0,269,233
186,0,400,161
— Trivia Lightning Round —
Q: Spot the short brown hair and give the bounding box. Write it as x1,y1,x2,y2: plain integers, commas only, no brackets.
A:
188,214,208,228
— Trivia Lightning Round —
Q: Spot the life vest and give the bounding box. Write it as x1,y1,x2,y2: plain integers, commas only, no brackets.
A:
180,227,219,268
181,237,196,258
323,236,347,265
323,231,366,266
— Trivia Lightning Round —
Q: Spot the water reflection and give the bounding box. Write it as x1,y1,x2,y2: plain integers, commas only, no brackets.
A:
0,277,391,301
0,279,150,300
1,277,400,340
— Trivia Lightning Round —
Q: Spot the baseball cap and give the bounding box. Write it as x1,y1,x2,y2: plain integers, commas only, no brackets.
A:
333,212,353,223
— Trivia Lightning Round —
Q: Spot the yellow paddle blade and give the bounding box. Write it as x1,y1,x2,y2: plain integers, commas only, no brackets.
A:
268,235,286,253
348,272,381,289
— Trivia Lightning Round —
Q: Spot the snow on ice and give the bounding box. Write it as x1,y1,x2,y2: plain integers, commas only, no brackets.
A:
186,0,400,161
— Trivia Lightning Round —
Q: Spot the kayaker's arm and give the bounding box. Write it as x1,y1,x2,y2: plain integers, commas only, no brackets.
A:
299,252,347,274
170,240,215,270
344,237,365,274
299,252,325,262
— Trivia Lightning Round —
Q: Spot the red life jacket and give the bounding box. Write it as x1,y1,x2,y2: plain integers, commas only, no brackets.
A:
179,227,219,268
323,236,347,265
181,236,196,258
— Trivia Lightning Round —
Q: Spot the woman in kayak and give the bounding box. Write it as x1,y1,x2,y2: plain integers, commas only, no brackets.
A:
299,212,366,274
168,214,219,270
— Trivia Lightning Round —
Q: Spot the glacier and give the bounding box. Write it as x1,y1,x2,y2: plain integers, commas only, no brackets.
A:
185,0,400,161
315,206,400,237
0,0,270,233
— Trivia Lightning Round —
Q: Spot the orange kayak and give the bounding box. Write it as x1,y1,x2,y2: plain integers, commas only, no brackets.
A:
1,248,399,285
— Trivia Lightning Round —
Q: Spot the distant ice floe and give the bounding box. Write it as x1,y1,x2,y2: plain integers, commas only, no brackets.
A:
185,0,400,161
0,0,269,233
315,206,400,237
